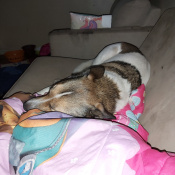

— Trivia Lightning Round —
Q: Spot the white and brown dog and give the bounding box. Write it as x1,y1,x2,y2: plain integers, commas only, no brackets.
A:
24,42,150,119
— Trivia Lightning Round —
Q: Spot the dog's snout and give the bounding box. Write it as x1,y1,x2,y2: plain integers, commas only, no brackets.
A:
23,100,35,111
23,97,43,111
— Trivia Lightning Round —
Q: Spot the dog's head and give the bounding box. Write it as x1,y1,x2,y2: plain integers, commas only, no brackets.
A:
24,66,115,120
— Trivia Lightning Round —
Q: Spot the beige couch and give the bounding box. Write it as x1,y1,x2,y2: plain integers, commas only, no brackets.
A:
5,8,175,152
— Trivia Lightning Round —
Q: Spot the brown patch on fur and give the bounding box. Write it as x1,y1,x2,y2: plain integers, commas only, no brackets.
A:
103,61,141,91
121,42,143,55
92,75,120,114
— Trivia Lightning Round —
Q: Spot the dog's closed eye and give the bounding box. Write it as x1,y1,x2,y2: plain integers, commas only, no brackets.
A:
56,91,73,98
49,91,73,99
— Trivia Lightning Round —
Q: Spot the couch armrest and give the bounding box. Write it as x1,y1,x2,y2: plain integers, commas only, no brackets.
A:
49,27,152,59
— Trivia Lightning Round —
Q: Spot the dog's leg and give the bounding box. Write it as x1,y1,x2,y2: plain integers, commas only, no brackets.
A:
73,43,122,73
93,43,122,65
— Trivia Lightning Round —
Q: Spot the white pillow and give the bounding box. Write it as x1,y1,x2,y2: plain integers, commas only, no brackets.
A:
70,12,112,29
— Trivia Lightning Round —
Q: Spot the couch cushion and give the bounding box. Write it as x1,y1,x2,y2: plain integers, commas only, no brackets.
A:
4,56,85,97
49,27,151,59
142,5,161,26
111,0,151,27
140,8,175,152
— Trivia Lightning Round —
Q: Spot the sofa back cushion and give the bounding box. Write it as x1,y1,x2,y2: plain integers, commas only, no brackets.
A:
111,0,151,27
49,27,150,59
140,8,175,152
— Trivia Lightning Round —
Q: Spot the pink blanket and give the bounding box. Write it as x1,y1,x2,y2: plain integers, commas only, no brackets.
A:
1,119,175,175
1,84,175,175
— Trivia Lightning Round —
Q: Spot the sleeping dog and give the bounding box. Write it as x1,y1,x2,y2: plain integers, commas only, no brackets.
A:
24,42,150,119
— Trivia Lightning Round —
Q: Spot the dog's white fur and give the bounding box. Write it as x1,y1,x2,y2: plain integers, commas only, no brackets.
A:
73,43,150,85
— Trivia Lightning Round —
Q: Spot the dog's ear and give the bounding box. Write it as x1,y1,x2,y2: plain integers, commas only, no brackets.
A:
87,66,105,81
89,103,115,119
